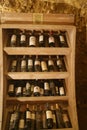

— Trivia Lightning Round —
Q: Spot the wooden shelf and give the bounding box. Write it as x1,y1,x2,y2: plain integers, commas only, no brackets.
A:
4,47,71,55
7,72,69,79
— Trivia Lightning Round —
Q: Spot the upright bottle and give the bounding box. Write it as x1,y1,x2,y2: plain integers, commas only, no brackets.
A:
10,30,17,47
48,56,55,72
49,79,56,96
25,81,31,96
8,81,15,97
31,105,36,130
10,56,18,72
20,55,27,72
34,55,41,72
36,105,43,130
45,103,53,129
25,104,32,130
51,105,57,128
20,30,26,47
62,111,71,128
41,58,48,72
38,30,45,47
18,111,25,130
27,55,34,72
29,30,36,47
44,80,50,96
48,31,55,47
15,81,23,97
55,103,64,128
59,79,65,96
33,79,40,96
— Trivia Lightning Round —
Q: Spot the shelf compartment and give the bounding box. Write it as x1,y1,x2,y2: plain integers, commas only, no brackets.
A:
7,72,69,79
4,47,71,55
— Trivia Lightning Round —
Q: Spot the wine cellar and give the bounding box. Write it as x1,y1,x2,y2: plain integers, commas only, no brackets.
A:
0,13,79,130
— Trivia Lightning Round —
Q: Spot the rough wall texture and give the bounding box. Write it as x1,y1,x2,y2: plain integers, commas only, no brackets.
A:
0,0,87,105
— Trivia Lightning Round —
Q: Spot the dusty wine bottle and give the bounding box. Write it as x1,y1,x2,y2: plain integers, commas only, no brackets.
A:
44,80,50,96
29,30,36,47
48,56,55,72
31,105,36,130
51,105,57,128
56,55,65,71
25,81,31,96
27,55,33,72
59,79,65,96
8,81,15,97
45,103,53,129
34,55,41,72
33,79,40,96
15,81,23,97
62,112,71,128
10,30,17,47
41,59,48,72
49,79,56,96
20,30,26,47
48,31,55,47
20,55,27,72
38,30,45,47
18,112,25,130
42,109,47,129
10,56,17,72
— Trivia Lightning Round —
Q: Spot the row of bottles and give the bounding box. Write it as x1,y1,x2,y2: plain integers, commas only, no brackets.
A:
10,55,66,72
6,103,71,130
8,79,66,97
8,29,68,47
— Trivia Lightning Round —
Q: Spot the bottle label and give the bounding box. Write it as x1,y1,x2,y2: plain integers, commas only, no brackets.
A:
46,110,53,119
34,86,40,93
41,61,47,71
16,87,22,94
63,114,69,122
26,111,31,119
55,86,59,93
28,59,33,66
49,36,54,43
59,86,65,95
52,113,56,123
40,88,44,95
48,60,54,66
59,35,65,42
10,113,15,122
29,36,36,46
57,60,62,66
12,60,17,67
21,60,26,67
26,82,31,90
39,35,44,42
8,84,14,92
21,34,26,42
11,34,17,43
44,82,50,90
31,113,35,120
19,119,25,128
35,60,40,66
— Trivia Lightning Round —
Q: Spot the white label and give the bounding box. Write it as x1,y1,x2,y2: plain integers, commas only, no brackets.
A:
31,113,35,120
59,87,64,95
57,60,62,66
8,84,14,92
11,34,16,43
10,113,15,122
44,82,50,90
12,60,17,67
21,60,26,67
48,60,54,66
49,36,54,43
19,119,25,128
29,36,36,46
59,35,65,42
26,82,31,90
16,87,22,93
39,35,44,42
34,86,40,93
26,111,31,119
28,59,33,66
46,110,53,119
21,34,26,42
35,60,40,66
63,114,69,122
41,61,47,71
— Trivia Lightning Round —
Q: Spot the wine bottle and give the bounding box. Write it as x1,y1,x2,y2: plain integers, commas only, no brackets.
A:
20,55,27,72
25,104,32,130
55,103,64,128
29,30,36,47
18,112,25,130
55,80,60,96
15,81,23,97
36,105,43,130
38,30,45,47
48,56,55,72
10,56,17,72
44,80,50,96
33,79,40,96
25,81,31,96
27,55,34,72
20,30,26,47
40,80,44,96
58,30,68,47
48,31,55,47
45,103,53,129
41,59,48,72
31,81,34,96
31,105,36,130
42,108,47,129
34,55,41,72
62,111,71,128
49,79,56,96
10,30,17,47
59,79,65,96
8,81,15,97
51,105,57,128
56,55,65,71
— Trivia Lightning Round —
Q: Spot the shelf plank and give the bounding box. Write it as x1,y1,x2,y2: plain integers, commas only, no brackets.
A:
7,72,69,79
4,47,71,55
6,96,68,102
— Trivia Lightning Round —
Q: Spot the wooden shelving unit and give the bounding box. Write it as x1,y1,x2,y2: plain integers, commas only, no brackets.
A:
0,13,79,130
